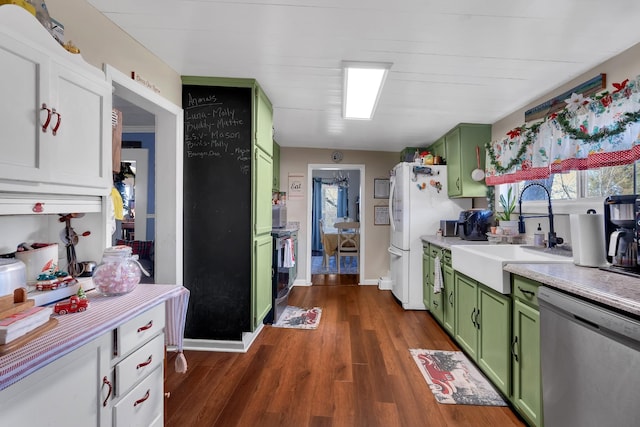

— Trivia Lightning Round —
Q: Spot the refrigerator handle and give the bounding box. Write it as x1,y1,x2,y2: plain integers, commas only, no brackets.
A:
388,246,402,257
389,178,396,231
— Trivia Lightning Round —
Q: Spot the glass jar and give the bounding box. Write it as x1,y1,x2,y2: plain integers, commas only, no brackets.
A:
92,245,141,296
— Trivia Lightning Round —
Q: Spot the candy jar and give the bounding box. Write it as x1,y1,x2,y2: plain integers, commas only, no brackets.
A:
92,245,141,296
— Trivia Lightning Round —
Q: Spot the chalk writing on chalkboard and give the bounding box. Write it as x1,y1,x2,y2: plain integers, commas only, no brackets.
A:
183,85,251,173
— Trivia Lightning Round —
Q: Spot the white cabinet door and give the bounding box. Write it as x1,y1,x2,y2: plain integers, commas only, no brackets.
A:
0,332,112,427
0,35,50,183
0,6,111,194
47,61,110,189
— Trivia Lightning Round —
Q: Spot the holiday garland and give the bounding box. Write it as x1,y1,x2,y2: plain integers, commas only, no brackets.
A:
487,76,640,174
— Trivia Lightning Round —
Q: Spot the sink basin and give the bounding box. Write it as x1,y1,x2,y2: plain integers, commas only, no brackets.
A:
451,244,573,294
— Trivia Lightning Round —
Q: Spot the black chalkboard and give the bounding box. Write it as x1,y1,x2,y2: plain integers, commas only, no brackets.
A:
182,84,252,341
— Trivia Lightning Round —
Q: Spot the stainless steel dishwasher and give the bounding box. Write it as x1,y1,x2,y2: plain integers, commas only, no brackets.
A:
538,286,640,427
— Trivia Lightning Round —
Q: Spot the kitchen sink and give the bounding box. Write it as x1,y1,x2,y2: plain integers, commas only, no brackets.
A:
451,244,573,294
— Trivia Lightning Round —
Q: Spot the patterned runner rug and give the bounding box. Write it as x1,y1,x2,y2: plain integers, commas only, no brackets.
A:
410,349,507,406
272,306,322,329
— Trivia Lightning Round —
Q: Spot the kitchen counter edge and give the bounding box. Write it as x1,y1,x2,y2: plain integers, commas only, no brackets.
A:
504,263,640,318
420,235,489,250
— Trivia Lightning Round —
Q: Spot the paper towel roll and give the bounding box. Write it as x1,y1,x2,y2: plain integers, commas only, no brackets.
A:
570,213,608,267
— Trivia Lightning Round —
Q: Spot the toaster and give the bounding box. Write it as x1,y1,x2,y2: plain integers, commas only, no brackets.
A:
457,209,493,240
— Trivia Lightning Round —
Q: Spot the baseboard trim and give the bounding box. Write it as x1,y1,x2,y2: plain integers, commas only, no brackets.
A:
182,323,265,353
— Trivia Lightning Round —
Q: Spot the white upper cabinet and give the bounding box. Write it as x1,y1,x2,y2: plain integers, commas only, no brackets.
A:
0,5,111,195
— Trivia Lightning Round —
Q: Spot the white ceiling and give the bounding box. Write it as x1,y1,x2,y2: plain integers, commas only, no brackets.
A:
96,0,640,152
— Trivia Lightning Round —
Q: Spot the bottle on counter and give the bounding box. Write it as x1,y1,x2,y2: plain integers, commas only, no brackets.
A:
534,223,545,247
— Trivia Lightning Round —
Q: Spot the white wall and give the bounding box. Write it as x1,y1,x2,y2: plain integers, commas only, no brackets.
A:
46,0,182,105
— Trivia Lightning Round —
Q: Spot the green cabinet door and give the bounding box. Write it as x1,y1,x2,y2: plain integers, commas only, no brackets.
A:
477,286,511,396
254,146,273,235
512,299,542,427
454,273,478,359
272,140,280,191
430,283,444,324
442,263,455,335
422,246,431,309
444,124,491,198
445,127,463,197
253,235,272,329
255,87,273,156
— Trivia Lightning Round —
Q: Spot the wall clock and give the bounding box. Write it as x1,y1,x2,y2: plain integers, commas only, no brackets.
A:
331,151,343,163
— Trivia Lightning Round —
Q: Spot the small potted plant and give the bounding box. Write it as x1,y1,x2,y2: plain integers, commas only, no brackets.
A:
496,187,518,234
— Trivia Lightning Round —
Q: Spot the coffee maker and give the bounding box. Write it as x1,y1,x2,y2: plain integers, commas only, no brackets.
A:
603,195,639,273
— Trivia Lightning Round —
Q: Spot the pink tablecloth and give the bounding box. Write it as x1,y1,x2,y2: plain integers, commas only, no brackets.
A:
0,284,187,390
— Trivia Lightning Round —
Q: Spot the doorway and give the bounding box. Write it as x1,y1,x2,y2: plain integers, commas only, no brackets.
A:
305,164,365,285
106,65,183,285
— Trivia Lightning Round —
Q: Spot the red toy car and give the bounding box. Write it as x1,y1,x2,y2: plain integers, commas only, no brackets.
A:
54,296,89,315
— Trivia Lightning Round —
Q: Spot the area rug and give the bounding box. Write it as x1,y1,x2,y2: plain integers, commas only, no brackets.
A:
409,349,507,406
311,255,358,275
272,306,322,329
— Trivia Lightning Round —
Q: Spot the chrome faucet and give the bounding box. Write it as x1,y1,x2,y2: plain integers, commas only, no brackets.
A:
517,183,563,248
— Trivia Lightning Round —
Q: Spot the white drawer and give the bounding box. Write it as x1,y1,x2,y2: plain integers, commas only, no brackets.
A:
116,303,165,357
113,365,163,426
115,333,165,397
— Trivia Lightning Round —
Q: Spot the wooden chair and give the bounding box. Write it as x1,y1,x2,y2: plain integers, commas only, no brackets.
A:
335,221,360,274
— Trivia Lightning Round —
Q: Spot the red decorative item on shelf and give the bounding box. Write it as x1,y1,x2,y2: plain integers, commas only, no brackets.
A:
53,295,88,315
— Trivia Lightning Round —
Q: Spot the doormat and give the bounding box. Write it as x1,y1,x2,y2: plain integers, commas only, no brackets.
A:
272,306,322,329
409,349,507,406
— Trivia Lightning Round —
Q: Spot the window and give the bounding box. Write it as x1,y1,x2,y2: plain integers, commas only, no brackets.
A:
502,162,638,204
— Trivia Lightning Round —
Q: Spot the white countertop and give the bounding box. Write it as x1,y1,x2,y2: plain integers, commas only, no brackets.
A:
0,284,185,390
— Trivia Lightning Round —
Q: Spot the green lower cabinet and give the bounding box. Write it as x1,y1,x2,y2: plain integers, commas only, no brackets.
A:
511,275,543,427
422,246,431,309
476,286,511,396
430,283,444,323
454,272,511,397
442,264,455,335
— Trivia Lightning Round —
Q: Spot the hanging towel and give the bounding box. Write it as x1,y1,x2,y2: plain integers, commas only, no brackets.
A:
165,286,190,373
283,238,295,268
433,256,443,294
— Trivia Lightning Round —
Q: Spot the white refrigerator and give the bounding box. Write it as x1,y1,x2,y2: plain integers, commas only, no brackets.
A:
387,163,471,309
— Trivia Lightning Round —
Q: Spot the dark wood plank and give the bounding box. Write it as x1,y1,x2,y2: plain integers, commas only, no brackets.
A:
165,278,527,427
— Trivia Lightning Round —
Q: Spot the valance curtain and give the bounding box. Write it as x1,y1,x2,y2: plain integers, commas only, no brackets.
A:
485,75,640,186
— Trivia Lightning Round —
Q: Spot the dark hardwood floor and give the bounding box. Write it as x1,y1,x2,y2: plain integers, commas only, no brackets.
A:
165,275,526,427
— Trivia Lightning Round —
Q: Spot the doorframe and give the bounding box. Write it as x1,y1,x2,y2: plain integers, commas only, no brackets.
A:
306,164,365,285
105,65,183,285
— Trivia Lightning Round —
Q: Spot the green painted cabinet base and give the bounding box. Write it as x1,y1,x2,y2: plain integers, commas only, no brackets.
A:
454,272,511,397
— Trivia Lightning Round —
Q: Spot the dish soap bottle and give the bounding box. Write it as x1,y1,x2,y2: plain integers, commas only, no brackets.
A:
534,223,545,247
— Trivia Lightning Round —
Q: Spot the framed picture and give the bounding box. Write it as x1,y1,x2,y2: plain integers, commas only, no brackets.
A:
374,178,390,199
374,205,390,225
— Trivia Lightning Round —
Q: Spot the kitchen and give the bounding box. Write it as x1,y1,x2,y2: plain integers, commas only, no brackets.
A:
2,1,640,426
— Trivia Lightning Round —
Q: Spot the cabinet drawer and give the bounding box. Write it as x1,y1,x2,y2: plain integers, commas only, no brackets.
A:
113,365,163,427
512,276,540,308
115,333,165,397
423,244,430,256
430,246,441,258
116,303,165,357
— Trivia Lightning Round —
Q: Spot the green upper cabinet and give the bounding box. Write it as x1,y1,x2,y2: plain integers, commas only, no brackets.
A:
443,124,491,198
272,140,280,191
255,86,273,156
